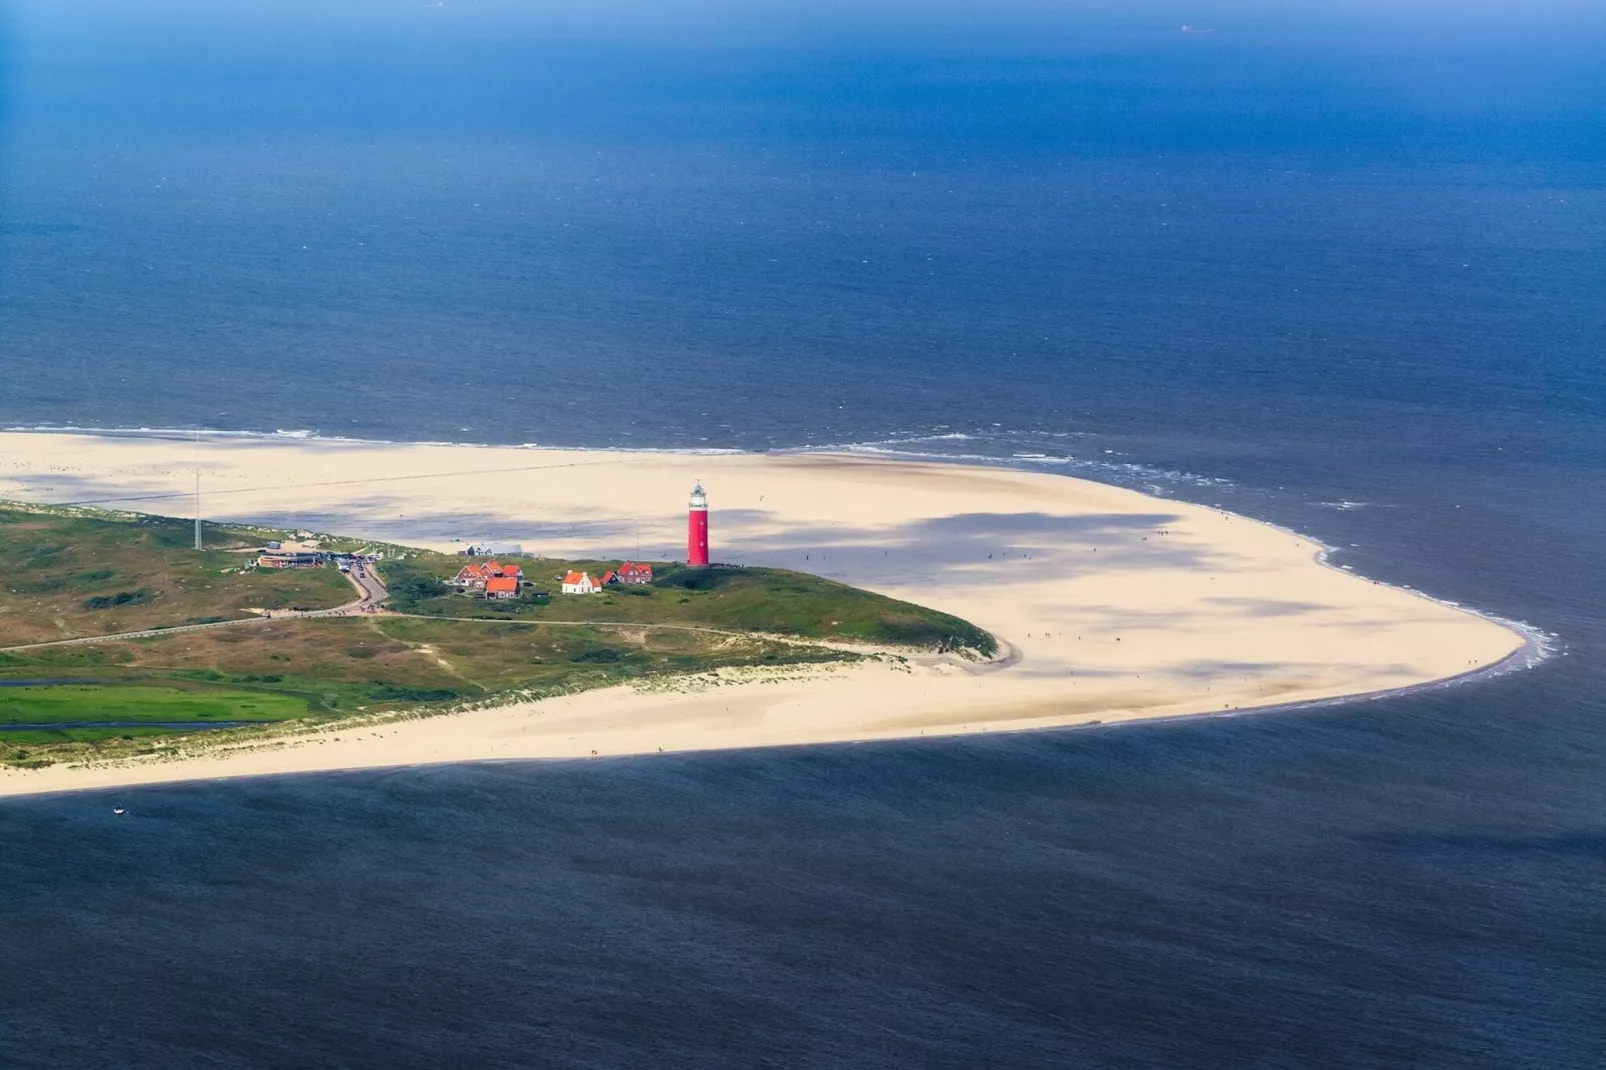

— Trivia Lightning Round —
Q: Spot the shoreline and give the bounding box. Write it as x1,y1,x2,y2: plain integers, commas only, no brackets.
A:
0,626,1550,803
0,430,1534,799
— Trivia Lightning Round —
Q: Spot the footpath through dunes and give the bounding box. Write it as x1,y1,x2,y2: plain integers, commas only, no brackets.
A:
0,431,1527,795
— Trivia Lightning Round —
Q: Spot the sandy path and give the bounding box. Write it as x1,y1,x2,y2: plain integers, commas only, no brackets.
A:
0,432,1525,797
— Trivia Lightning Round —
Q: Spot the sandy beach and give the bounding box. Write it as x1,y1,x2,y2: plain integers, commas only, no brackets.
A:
0,431,1525,797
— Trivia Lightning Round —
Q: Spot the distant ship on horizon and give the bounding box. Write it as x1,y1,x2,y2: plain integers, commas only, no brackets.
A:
1181,24,1215,34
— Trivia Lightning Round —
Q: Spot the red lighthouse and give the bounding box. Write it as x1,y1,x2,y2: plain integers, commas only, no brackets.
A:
687,480,710,567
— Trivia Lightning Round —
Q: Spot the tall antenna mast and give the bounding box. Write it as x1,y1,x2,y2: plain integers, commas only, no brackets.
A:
193,430,203,551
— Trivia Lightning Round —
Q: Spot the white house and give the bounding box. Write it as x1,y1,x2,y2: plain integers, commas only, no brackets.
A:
560,570,604,595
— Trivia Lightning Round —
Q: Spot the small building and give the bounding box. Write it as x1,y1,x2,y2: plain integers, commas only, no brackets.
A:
560,571,605,595
616,561,653,585
485,576,520,600
462,543,525,557
258,551,324,569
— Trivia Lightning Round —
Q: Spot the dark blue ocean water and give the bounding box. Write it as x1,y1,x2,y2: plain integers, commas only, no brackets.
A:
3,3,1605,1066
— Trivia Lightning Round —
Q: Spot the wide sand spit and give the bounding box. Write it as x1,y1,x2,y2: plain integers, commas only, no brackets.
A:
0,431,1525,797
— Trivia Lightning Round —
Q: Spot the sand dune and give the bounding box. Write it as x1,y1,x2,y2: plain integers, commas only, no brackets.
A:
0,431,1524,797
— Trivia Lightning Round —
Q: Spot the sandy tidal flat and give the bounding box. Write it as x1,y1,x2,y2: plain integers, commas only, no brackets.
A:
0,431,1524,796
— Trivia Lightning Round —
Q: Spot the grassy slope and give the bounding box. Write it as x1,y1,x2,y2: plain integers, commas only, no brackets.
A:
384,557,996,656
0,507,352,645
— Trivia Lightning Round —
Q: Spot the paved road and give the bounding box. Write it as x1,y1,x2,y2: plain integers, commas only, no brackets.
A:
343,566,389,611
0,565,390,654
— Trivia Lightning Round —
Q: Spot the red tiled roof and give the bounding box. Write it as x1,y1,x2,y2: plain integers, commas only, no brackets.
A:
483,560,503,575
486,577,518,593
600,571,616,585
562,571,585,585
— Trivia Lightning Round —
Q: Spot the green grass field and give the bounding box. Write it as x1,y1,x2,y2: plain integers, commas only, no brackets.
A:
0,684,311,756
0,684,309,725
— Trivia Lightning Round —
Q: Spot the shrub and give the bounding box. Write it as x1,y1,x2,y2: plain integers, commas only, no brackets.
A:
368,685,461,702
382,564,451,608
872,618,998,657
654,566,742,591
83,589,153,610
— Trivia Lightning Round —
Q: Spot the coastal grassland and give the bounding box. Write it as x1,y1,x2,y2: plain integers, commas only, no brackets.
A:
0,505,352,645
0,507,992,768
0,616,850,766
383,556,997,657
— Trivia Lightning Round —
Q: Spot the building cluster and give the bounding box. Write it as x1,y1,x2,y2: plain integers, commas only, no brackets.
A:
450,560,527,600
258,549,374,572
450,559,654,599
440,481,703,600
258,550,326,570
559,561,653,595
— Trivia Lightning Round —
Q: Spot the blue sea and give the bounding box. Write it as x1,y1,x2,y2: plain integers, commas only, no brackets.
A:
2,2,1605,1066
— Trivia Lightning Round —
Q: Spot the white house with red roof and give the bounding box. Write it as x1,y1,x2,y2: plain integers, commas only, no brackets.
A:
560,570,606,595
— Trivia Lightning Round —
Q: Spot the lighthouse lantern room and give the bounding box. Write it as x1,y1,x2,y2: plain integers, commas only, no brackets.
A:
687,480,710,567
